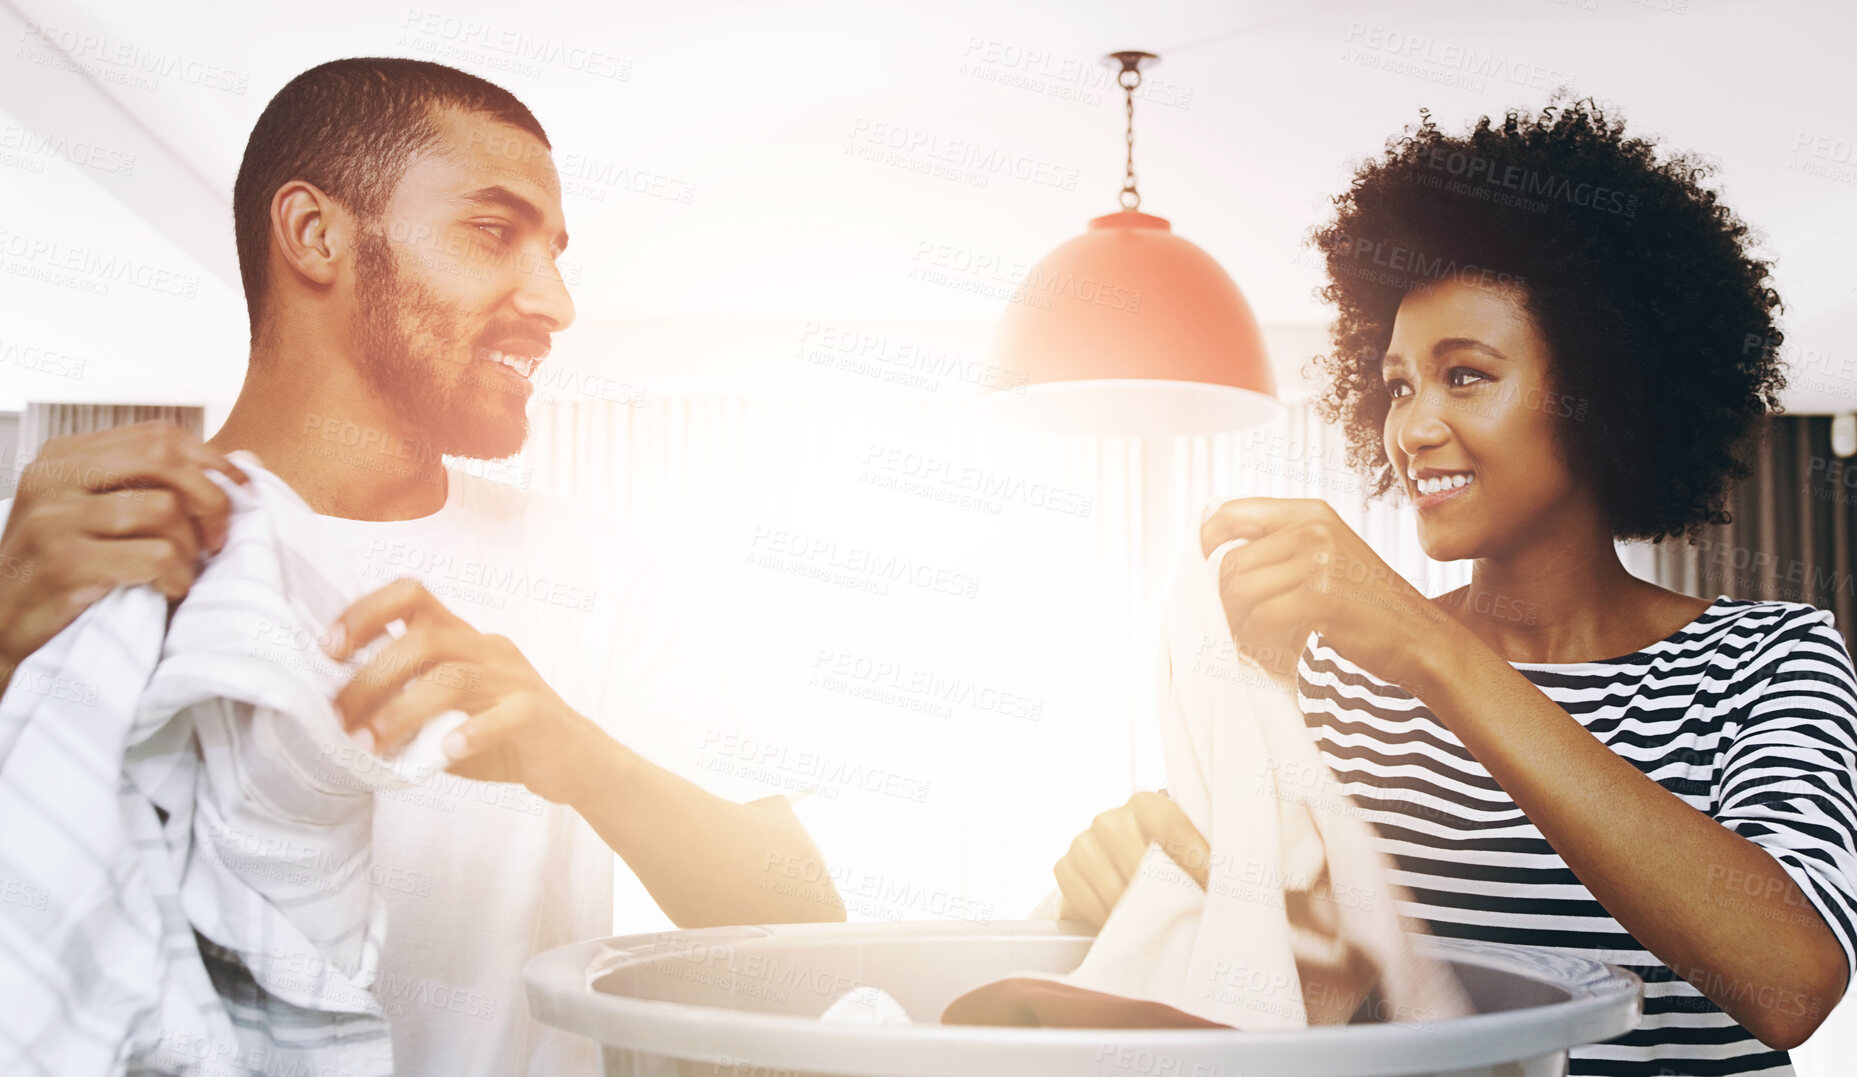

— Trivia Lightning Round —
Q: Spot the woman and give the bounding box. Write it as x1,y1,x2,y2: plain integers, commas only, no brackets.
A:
1054,98,1857,1075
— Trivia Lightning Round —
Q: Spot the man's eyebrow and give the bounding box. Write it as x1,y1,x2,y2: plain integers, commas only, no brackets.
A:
460,185,538,222
459,185,569,250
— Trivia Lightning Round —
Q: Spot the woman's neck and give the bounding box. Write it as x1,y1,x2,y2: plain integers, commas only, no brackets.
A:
1445,512,1683,664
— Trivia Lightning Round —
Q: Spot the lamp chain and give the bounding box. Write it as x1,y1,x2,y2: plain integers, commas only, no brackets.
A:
1120,64,1141,211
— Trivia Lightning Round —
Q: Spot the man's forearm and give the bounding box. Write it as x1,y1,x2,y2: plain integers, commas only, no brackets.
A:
573,736,846,928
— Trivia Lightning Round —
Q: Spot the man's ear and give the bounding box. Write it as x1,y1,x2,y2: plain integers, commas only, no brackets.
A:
269,180,349,289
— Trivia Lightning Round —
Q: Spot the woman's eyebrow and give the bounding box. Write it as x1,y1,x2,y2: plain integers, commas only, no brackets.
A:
1381,339,1508,378
1432,337,1510,362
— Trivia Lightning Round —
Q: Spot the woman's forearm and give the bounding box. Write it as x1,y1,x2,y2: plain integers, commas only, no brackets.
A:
1412,626,1848,1049
572,737,847,929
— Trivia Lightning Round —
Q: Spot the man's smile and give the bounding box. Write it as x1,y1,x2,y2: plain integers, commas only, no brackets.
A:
474,345,546,379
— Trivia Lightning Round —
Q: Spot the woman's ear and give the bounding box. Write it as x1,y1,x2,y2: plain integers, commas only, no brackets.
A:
269,179,348,289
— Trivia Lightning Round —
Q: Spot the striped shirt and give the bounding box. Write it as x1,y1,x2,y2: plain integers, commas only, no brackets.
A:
1297,595,1857,1076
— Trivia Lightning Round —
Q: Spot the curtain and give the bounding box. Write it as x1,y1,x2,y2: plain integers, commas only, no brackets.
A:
5,404,205,505
1653,416,1857,660
8,402,205,498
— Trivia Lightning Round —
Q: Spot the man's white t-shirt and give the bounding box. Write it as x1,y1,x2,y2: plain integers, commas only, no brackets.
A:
1,466,765,1076
312,466,768,1076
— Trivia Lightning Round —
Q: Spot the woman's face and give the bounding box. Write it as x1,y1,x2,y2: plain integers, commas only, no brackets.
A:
1380,278,1586,562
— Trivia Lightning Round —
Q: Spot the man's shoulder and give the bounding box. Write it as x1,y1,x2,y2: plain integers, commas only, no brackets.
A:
441,463,654,590
444,461,616,533
444,459,544,516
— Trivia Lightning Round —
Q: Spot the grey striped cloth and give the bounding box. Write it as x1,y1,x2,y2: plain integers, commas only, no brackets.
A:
0,452,461,1076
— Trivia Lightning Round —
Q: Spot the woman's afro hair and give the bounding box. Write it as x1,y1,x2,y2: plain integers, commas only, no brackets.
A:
1304,93,1786,543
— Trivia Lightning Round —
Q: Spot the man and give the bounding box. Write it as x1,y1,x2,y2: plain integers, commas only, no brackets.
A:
0,57,842,1074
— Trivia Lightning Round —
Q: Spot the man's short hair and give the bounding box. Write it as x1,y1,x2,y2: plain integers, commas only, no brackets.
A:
232,57,549,339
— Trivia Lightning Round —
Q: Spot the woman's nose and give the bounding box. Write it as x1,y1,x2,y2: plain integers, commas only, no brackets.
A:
1392,388,1452,457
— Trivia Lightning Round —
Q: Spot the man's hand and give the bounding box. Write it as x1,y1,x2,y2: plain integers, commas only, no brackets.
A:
327,578,851,930
326,577,608,805
1054,791,1211,930
0,422,249,685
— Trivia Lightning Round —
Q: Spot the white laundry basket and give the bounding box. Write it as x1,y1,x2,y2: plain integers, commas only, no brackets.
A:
524,919,1641,1077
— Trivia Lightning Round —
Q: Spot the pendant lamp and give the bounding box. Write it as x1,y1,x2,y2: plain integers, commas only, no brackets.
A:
979,51,1281,437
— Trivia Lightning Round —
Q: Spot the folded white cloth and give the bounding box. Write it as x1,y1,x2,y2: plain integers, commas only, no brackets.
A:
821,986,913,1026
0,452,463,1075
1038,524,1473,1029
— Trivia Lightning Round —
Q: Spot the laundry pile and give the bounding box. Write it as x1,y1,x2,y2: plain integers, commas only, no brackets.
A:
0,453,462,1075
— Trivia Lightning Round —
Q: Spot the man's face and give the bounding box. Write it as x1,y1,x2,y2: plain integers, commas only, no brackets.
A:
351,107,574,460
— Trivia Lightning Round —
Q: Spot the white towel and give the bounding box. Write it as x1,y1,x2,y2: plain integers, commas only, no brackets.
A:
821,986,913,1026
1040,527,1473,1030
0,452,463,1075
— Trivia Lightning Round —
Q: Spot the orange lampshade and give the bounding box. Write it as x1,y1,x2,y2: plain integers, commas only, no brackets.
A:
980,209,1281,436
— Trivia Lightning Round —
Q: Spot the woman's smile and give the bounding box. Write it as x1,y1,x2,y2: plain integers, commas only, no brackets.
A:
1409,467,1477,510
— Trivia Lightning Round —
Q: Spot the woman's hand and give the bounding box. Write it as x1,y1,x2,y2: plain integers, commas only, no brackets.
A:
1201,498,1457,693
1053,791,1211,930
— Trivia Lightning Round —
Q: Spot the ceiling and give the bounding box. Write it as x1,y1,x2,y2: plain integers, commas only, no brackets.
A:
2,0,1853,413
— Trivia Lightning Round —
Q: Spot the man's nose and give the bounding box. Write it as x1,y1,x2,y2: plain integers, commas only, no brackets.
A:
513,254,576,332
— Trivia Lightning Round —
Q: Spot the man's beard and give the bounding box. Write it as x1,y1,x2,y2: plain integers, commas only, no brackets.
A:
351,229,529,460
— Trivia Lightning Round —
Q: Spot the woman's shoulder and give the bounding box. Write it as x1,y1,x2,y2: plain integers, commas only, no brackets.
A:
1699,594,1845,655
1651,593,1855,705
